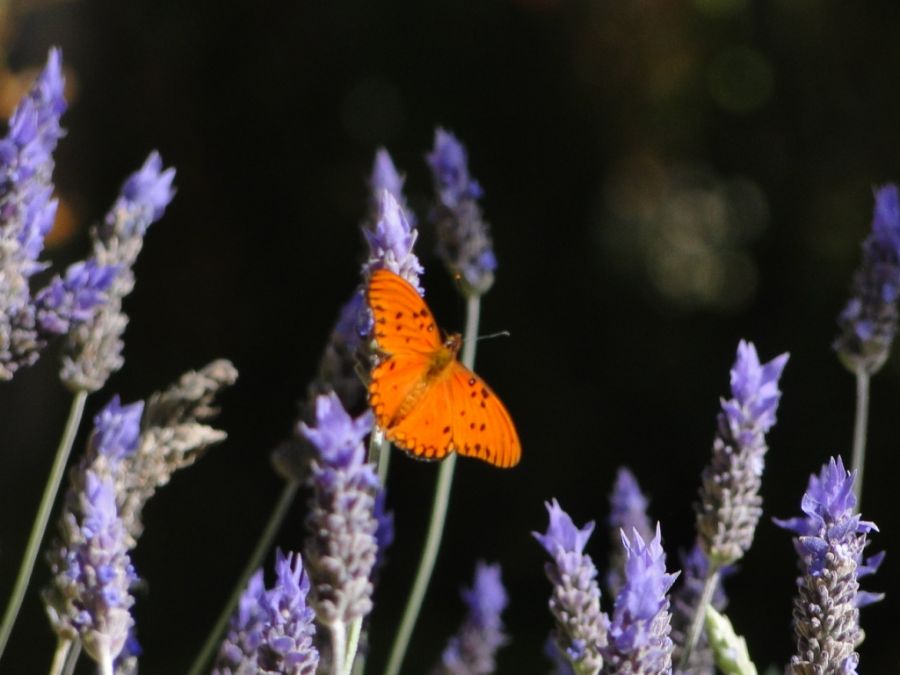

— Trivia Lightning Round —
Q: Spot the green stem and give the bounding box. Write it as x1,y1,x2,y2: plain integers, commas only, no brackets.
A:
47,638,73,675
679,567,720,671
851,368,870,507
185,480,299,675
331,622,347,675
0,390,88,663
382,295,482,675
371,428,391,487
342,616,363,675
61,640,80,675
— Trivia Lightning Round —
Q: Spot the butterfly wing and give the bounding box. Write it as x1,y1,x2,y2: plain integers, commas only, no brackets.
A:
446,362,521,468
367,269,442,356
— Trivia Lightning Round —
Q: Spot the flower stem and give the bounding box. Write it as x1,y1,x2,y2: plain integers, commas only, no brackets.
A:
61,640,80,675
679,567,720,671
331,622,347,675
185,480,299,675
48,638,73,675
851,368,870,506
382,294,481,675
0,390,88,663
370,428,391,486
343,616,363,675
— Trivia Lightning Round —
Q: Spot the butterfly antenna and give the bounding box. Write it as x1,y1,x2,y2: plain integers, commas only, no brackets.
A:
471,330,510,343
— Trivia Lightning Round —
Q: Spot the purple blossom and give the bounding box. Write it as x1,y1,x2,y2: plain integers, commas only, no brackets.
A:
426,128,497,296
534,499,609,674
89,396,145,462
775,457,883,673
607,468,654,597
370,148,415,226
213,551,319,675
604,524,678,675
301,393,380,649
434,562,509,675
44,472,136,670
835,185,900,374
363,188,424,293
62,151,176,391
696,340,789,566
0,48,68,379
34,259,117,334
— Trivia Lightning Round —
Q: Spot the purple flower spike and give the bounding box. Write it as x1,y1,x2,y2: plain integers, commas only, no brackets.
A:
89,395,145,462
213,551,319,675
426,128,497,296
696,340,789,566
370,148,414,225
835,185,900,374
776,458,882,674
301,394,380,651
0,48,68,379
62,151,176,392
607,468,654,597
34,259,118,334
604,524,678,675
363,188,424,294
434,562,509,675
534,499,609,674
44,472,136,670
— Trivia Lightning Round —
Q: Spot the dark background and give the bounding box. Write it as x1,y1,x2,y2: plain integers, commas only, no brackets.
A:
2,0,900,672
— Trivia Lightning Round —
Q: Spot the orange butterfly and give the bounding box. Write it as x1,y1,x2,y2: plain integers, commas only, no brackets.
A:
366,268,521,468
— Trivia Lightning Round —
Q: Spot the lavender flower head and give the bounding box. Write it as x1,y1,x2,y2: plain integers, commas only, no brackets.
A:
62,151,176,391
363,188,423,293
434,561,509,675
213,551,319,675
44,471,136,670
775,457,883,674
607,468,654,597
835,185,900,374
696,340,789,566
427,128,497,296
301,393,380,636
0,49,112,378
534,499,609,675
370,148,416,226
604,524,678,675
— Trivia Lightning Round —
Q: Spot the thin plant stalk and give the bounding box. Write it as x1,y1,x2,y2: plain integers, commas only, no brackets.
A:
679,567,721,671
0,390,88,662
851,368,870,506
61,640,80,675
185,480,300,675
48,638,74,675
371,428,391,486
343,616,363,675
382,294,481,675
331,622,347,675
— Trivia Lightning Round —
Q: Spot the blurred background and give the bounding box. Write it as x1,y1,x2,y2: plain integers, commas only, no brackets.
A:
1,0,900,672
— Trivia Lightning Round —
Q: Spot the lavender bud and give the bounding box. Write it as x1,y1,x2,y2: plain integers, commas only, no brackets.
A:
363,188,423,293
603,524,678,675
533,499,609,675
775,457,883,674
834,185,900,374
433,561,509,675
61,151,176,392
696,340,788,566
607,468,654,597
213,551,319,675
426,128,497,296
301,393,379,633
44,472,136,669
34,259,117,334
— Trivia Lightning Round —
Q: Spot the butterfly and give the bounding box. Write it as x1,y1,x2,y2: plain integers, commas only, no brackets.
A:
366,268,521,468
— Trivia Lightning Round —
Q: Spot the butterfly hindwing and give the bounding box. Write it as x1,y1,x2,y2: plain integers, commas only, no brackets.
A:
447,362,521,468
367,269,442,356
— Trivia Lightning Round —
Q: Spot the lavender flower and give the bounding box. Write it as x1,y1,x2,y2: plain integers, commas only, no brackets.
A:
607,468,654,597
34,259,117,334
604,524,678,675
213,551,319,675
534,499,609,675
426,128,497,296
835,185,900,374
301,393,379,662
370,148,416,226
44,472,136,670
775,457,883,674
61,151,176,392
433,561,509,675
363,188,423,293
696,340,789,566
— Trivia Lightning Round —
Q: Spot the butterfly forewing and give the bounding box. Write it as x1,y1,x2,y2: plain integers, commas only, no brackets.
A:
367,269,442,356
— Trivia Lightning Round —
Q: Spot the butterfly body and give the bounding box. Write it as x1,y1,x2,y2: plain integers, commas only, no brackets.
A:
366,269,520,468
